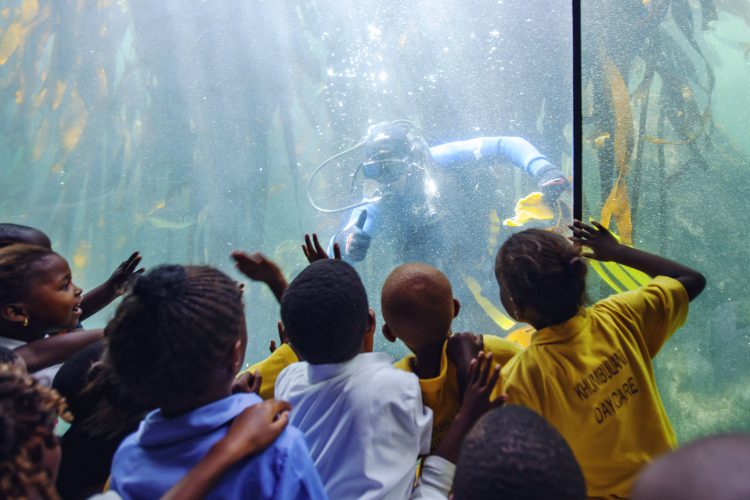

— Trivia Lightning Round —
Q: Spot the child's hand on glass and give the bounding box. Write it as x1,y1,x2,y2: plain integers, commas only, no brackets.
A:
569,219,622,261
231,251,285,286
302,233,341,262
106,251,144,296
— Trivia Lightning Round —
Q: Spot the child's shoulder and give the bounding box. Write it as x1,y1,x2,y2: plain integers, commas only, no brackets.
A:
482,333,525,356
393,353,416,373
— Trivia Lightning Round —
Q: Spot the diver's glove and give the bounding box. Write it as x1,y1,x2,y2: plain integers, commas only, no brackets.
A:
535,164,569,206
341,211,371,262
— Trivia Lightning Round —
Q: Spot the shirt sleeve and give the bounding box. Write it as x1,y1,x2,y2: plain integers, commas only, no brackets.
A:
482,335,523,400
409,456,454,500
597,276,690,358
241,344,298,400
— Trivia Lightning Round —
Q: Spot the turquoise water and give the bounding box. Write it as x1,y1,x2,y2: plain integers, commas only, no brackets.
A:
1,0,748,441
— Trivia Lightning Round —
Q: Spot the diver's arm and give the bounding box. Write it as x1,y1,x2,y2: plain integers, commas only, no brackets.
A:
430,137,568,200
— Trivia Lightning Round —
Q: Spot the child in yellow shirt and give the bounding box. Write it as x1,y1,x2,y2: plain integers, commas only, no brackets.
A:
496,221,706,498
381,262,521,451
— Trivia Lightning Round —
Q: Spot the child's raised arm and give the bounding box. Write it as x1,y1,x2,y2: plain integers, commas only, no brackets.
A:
80,252,143,321
434,351,501,464
231,251,288,303
570,220,706,301
14,329,104,373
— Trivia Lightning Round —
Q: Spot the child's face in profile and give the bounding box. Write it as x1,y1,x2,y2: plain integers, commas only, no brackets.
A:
24,254,83,331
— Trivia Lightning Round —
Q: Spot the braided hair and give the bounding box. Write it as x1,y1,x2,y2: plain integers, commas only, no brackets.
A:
105,265,245,410
0,244,57,307
495,229,587,326
0,365,70,500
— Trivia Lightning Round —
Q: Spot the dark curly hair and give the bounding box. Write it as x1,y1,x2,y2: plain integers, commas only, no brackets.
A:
105,265,245,410
0,365,70,500
453,405,586,500
281,259,369,364
495,229,587,326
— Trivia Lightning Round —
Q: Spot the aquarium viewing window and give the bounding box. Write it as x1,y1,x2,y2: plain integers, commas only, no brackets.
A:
1,0,748,440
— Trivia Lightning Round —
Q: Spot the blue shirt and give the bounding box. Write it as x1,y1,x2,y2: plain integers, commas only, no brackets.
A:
110,393,328,500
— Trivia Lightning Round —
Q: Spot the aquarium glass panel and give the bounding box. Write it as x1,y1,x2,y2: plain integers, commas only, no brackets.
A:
0,3,571,363
581,0,750,441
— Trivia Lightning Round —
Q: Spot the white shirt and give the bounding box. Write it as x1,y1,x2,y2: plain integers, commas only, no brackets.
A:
0,335,61,386
276,352,433,500
410,456,454,500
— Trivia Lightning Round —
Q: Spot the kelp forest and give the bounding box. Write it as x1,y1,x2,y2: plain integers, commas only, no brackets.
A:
1,0,749,440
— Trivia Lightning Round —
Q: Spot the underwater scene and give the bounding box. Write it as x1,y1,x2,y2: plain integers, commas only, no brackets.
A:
0,0,748,441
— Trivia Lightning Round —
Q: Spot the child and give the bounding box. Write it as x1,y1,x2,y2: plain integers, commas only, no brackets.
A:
631,434,750,500
495,221,706,497
451,405,586,500
0,223,143,324
0,364,70,500
0,363,296,500
107,265,326,499
0,244,105,377
381,262,521,450
274,259,433,500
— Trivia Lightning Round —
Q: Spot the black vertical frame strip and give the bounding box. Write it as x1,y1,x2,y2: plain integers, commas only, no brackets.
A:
572,0,583,220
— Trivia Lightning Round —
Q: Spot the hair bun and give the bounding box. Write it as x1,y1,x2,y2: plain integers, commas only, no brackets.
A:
132,265,186,305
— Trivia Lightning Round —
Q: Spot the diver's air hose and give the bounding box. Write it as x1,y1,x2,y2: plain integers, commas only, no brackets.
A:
307,139,382,213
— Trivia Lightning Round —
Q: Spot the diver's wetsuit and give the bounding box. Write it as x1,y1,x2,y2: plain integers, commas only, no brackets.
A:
329,136,565,262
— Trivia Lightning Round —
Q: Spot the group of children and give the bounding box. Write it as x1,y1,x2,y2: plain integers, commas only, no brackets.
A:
1,218,747,500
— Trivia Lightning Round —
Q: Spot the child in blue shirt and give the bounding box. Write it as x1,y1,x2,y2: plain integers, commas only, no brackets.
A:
107,264,327,500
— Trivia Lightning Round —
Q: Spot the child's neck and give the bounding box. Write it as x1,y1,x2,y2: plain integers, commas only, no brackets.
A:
161,381,233,417
526,309,577,330
411,341,445,379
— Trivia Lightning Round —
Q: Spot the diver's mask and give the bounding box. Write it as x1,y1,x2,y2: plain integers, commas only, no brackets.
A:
362,156,409,184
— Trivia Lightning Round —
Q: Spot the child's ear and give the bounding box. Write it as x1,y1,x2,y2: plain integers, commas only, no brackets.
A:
363,309,376,353
382,323,397,343
452,298,461,319
2,304,28,325
230,338,244,374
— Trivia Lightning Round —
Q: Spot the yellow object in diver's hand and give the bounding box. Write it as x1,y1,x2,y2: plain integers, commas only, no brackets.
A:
503,192,554,227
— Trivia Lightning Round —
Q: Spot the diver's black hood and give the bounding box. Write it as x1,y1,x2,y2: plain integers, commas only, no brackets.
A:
364,121,411,159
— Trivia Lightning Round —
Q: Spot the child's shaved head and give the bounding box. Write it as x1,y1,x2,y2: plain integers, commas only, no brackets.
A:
631,434,750,500
381,263,457,350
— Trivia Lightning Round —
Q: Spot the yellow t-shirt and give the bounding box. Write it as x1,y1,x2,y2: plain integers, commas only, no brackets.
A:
394,334,522,451
503,276,689,499
240,344,298,400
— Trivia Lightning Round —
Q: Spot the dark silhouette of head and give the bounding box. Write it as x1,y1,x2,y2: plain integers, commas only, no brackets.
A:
631,434,750,500
106,265,246,412
453,405,586,500
281,259,370,364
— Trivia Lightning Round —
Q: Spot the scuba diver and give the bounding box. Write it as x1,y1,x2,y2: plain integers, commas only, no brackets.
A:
308,120,569,265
